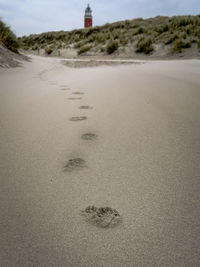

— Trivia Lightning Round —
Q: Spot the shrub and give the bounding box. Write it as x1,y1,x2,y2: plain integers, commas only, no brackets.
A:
136,37,154,54
156,24,169,34
120,36,128,45
87,35,95,43
0,19,19,52
165,34,178,45
171,39,191,53
106,40,118,54
95,33,106,43
177,18,191,27
85,28,94,37
45,47,53,54
74,41,85,49
184,25,192,35
137,27,145,34
78,45,91,55
112,30,120,40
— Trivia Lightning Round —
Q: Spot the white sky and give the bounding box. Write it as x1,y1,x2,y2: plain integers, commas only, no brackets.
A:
0,0,199,36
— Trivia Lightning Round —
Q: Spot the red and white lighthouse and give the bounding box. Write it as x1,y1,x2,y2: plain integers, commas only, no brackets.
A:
84,4,92,28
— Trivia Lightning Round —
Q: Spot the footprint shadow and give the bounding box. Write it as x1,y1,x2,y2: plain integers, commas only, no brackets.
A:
69,116,87,121
68,97,82,100
72,92,84,95
79,105,93,110
81,133,97,140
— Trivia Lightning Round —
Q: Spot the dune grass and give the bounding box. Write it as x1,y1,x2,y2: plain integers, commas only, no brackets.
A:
19,15,200,56
0,19,19,53
106,40,118,54
136,37,154,54
78,44,92,55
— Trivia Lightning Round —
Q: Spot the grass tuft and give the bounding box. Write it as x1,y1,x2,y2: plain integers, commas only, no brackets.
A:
171,38,191,53
136,37,154,54
78,45,92,55
106,40,118,54
45,47,53,54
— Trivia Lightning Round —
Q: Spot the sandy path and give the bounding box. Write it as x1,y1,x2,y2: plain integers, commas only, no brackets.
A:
0,56,200,267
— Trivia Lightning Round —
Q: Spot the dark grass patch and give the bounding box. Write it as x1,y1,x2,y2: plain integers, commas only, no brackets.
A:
106,40,119,54
63,158,86,172
81,206,122,228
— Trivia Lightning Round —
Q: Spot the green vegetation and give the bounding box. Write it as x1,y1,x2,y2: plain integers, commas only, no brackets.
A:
106,40,118,54
171,38,191,53
136,37,153,54
165,34,178,45
45,47,53,55
18,15,200,56
0,19,19,53
78,45,92,55
197,40,200,51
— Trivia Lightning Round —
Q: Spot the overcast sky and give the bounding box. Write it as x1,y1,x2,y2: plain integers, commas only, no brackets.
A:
0,0,199,36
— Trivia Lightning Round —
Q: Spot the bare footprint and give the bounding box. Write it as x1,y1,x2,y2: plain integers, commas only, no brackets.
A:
81,133,97,140
79,105,93,110
69,116,87,121
60,87,70,91
81,206,122,228
61,85,70,90
64,158,86,172
68,97,82,100
72,92,84,95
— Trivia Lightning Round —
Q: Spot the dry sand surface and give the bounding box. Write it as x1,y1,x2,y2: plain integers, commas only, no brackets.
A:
0,55,200,267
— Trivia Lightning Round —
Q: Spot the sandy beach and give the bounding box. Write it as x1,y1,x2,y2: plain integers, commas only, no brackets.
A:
0,56,200,266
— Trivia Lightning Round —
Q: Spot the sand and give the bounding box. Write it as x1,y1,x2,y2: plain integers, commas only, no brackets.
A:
0,55,200,267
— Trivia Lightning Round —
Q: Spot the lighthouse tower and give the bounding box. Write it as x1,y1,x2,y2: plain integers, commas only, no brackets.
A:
84,4,92,28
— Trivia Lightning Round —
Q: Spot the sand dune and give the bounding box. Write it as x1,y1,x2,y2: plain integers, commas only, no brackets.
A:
0,55,200,266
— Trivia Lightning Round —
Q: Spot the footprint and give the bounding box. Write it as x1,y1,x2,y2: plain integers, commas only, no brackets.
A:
81,206,122,228
60,87,70,91
72,92,84,95
69,116,87,121
81,133,97,140
68,97,82,100
79,105,93,110
61,85,70,90
64,158,86,172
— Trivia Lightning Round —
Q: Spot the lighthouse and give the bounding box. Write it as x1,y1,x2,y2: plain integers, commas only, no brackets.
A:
84,4,92,28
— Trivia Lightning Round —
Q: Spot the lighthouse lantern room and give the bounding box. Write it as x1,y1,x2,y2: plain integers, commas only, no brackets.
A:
84,4,92,28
